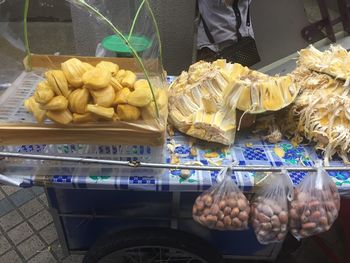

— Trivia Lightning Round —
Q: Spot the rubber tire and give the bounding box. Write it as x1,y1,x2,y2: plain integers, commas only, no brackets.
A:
83,227,223,263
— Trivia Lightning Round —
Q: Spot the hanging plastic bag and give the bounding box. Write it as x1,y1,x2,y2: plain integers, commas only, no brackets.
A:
289,162,340,239
251,169,293,244
192,167,250,230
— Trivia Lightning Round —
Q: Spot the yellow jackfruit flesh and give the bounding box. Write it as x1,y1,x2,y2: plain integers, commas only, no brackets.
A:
45,70,70,97
86,104,114,119
127,86,153,107
110,77,123,92
82,68,111,90
68,88,90,114
260,80,285,111
113,88,131,105
72,112,96,123
46,109,73,125
40,95,68,111
34,81,54,104
121,70,137,89
134,79,149,90
117,104,141,121
24,96,47,123
96,61,119,76
90,85,115,107
61,58,88,88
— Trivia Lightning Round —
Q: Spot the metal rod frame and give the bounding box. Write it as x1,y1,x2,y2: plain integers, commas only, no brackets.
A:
1,151,350,172
302,0,350,43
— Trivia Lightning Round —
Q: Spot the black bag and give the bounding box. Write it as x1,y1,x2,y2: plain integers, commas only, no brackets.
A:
200,0,260,67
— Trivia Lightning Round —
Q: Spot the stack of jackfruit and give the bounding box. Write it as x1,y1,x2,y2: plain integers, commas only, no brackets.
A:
25,58,167,125
168,59,298,145
280,45,350,165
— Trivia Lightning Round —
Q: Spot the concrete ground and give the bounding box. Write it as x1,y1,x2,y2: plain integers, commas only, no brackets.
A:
0,1,347,262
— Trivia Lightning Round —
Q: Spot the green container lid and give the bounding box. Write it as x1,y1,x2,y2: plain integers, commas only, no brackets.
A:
101,34,151,55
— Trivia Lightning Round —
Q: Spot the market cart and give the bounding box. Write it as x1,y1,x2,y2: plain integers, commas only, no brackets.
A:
1,66,350,262
1,1,350,262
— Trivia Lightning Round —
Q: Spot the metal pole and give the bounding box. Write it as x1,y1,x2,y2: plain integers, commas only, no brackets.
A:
1,151,350,172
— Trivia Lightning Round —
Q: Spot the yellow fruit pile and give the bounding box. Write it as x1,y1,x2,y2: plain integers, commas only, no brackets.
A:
24,58,167,125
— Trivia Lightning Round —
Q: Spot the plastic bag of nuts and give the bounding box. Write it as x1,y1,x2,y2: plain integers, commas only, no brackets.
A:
289,164,340,239
192,168,250,230
251,170,293,244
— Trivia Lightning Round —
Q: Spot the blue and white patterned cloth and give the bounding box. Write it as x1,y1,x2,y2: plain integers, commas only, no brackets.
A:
17,131,346,194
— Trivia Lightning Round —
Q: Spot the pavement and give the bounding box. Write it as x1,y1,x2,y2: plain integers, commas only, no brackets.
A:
0,186,84,262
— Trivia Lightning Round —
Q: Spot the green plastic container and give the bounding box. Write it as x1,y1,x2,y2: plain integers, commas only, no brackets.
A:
101,34,151,57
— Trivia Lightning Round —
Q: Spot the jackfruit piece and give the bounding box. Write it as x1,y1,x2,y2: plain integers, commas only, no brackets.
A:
110,77,123,92
96,61,119,76
134,79,149,90
24,96,47,123
83,68,111,90
40,96,68,111
45,70,70,97
90,85,115,107
127,86,152,107
68,88,90,114
141,89,168,120
229,63,249,81
260,80,285,111
236,85,252,111
87,104,114,119
82,62,94,72
212,59,226,69
34,81,54,104
116,69,127,82
61,58,88,88
121,70,137,89
117,104,141,121
46,109,72,125
72,112,96,123
113,88,131,105
201,96,217,113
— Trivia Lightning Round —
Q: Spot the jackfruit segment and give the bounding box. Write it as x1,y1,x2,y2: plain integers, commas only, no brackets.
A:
96,61,119,76
134,79,149,90
34,81,54,104
72,112,96,123
202,96,217,113
236,85,251,111
24,97,47,123
121,70,136,89
117,104,140,121
90,85,115,107
45,70,70,97
68,88,90,114
40,96,68,111
298,45,350,80
113,88,131,105
127,86,152,107
110,77,123,92
260,80,285,111
82,68,111,90
46,109,73,125
141,89,168,120
87,104,114,119
61,58,88,88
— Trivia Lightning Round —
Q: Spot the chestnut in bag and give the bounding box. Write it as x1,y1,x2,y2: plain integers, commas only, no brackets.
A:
289,162,340,239
192,167,250,230
251,170,293,244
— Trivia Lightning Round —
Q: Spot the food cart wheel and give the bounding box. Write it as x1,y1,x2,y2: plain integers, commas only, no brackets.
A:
83,227,223,263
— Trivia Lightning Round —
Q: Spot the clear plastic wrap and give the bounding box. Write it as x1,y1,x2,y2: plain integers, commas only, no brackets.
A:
192,167,250,230
251,170,292,244
289,163,340,239
0,0,167,146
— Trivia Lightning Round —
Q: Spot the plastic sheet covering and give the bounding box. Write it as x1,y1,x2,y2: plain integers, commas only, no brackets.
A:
0,0,167,146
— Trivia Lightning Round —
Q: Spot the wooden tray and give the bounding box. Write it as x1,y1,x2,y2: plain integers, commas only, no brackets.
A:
0,55,166,146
